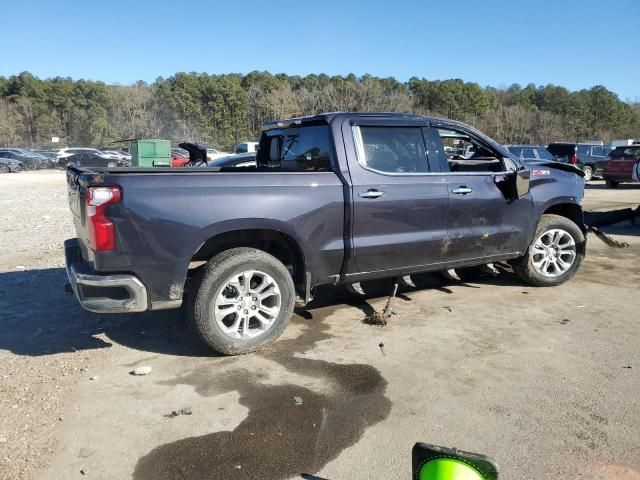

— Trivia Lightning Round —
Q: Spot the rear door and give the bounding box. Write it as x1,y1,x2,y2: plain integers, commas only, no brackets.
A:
427,124,536,263
344,120,449,276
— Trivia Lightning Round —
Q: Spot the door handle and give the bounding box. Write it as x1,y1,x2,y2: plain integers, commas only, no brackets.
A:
452,186,473,195
359,189,385,199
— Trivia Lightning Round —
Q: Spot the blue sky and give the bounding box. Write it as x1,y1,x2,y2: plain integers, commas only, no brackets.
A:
2,0,639,100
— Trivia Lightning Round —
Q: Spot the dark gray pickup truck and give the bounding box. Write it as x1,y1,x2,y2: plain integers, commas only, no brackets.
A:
65,112,586,354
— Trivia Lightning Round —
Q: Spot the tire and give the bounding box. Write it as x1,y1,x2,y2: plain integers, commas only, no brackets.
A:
191,247,295,355
582,165,593,182
605,179,619,188
23,160,37,171
0,165,9,174
511,214,585,287
107,161,118,168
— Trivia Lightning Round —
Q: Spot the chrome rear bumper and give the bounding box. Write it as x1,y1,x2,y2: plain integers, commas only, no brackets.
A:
64,238,148,313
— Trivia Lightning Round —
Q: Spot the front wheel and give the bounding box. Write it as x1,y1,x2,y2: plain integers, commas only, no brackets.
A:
511,214,585,287
582,165,593,182
191,247,295,355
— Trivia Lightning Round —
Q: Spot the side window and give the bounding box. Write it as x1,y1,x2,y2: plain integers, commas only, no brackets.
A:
437,128,504,173
577,145,590,156
354,126,428,174
592,146,605,157
259,125,333,171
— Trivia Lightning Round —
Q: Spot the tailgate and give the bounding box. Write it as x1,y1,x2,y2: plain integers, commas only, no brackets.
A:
66,168,86,226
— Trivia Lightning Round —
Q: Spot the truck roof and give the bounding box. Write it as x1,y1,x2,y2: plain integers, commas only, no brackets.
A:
261,112,432,130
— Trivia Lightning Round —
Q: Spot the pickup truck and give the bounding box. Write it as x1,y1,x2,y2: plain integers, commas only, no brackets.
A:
65,112,587,355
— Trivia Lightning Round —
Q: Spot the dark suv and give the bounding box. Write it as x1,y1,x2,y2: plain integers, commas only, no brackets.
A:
547,142,612,182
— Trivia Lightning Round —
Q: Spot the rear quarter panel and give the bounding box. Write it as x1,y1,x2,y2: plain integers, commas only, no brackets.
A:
90,171,345,303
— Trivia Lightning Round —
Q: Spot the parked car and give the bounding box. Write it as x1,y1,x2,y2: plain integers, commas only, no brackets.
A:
0,157,23,173
547,142,612,181
206,148,228,161
602,145,640,188
99,149,131,161
63,152,129,168
64,112,586,355
0,149,46,170
234,142,259,154
171,149,190,167
57,148,119,164
506,145,556,163
207,153,256,168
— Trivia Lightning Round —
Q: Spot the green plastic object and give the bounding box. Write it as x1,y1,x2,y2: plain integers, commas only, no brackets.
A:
419,459,484,480
412,443,498,480
129,139,171,167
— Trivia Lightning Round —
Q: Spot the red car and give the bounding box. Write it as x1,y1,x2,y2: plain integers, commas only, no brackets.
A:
171,150,189,167
603,145,640,187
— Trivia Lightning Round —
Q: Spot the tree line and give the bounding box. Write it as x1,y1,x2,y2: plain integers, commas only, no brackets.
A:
0,71,638,150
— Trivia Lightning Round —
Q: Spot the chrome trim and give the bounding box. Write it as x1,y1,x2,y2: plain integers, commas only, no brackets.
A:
150,299,183,310
358,190,385,199
65,240,148,313
351,125,513,177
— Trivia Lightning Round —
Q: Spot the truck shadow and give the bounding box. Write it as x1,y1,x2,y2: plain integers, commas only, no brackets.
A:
0,266,551,359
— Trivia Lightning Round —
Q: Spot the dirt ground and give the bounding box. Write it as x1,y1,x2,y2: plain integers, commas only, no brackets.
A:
1,170,639,480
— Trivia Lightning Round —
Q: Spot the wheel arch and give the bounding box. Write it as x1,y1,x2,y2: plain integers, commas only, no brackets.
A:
542,202,585,232
188,228,308,291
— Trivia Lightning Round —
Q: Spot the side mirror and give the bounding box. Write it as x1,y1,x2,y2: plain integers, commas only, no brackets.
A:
515,168,530,198
268,137,281,168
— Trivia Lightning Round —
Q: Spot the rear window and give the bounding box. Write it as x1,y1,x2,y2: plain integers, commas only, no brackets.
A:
623,147,640,157
260,125,333,171
547,144,575,160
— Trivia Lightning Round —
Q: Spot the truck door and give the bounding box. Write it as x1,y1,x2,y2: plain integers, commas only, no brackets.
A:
343,120,449,277
426,125,535,263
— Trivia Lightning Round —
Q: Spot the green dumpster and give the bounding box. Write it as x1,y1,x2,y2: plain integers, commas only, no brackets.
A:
129,139,171,167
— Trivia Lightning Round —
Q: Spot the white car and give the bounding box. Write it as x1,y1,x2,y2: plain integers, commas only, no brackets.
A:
206,148,228,161
234,142,259,154
101,150,131,161
57,148,119,163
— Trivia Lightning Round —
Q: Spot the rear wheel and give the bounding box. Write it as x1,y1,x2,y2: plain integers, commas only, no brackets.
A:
605,179,619,188
191,247,295,355
582,165,593,182
511,214,584,287
107,161,118,168
23,160,37,171
0,164,9,174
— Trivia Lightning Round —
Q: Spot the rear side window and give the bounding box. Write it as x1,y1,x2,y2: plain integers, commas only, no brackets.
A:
260,125,333,171
354,126,428,173
535,148,554,161
610,147,625,158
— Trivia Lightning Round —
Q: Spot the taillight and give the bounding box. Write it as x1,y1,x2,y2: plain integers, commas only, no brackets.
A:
569,153,577,164
86,186,121,252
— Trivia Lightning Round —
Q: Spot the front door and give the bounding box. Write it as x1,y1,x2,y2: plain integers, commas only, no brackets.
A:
426,125,535,264
345,122,449,277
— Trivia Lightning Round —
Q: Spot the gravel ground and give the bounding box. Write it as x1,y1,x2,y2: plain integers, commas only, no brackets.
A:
0,171,639,480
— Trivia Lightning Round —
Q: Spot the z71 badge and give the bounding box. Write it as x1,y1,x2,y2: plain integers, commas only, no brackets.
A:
533,169,551,176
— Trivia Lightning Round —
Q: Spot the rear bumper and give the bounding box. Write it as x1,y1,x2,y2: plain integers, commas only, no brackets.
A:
64,238,148,313
603,173,633,182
